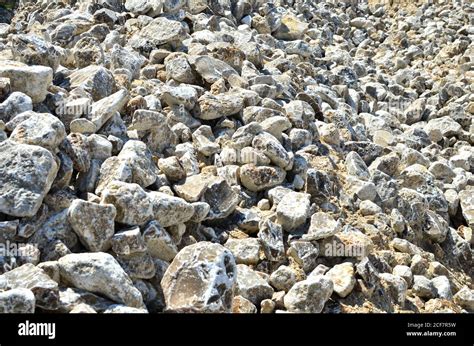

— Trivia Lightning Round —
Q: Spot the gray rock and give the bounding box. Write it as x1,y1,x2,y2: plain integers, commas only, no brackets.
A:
431,276,452,300
0,92,32,122
224,238,261,265
240,164,286,192
89,89,129,131
190,55,238,84
304,212,341,241
149,191,195,227
453,286,474,311
345,151,370,181
2,264,59,310
11,34,61,72
100,181,155,226
412,275,436,299
165,53,195,84
258,219,285,263
0,61,52,103
252,132,292,169
68,200,116,252
0,288,35,313
283,275,333,313
197,92,243,120
378,273,408,306
68,65,115,102
143,221,178,262
110,45,146,80
325,262,355,298
269,265,297,292
161,86,197,110
161,242,237,312
130,17,187,49
392,265,413,287
200,178,239,220
287,241,319,273
10,112,66,151
58,252,144,308
0,141,58,217
235,264,274,306
458,189,474,228
276,191,310,231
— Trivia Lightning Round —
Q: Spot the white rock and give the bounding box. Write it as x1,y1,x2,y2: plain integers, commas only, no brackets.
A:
284,275,333,313
161,242,237,312
58,252,144,308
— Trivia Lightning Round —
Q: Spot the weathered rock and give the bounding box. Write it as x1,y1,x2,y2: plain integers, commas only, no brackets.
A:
10,112,66,151
68,65,115,102
304,212,341,241
130,17,188,50
269,265,297,292
253,132,292,169
200,178,239,220
58,252,144,308
378,273,408,306
453,287,474,311
100,181,155,226
191,56,238,84
283,275,333,313
458,189,474,228
197,92,243,120
0,141,58,217
68,200,116,252
273,14,308,41
287,241,319,273
2,264,59,310
161,242,237,312
431,276,452,300
412,275,436,299
0,61,52,103
232,295,257,313
143,221,178,262
224,238,261,265
235,264,274,306
276,191,310,231
89,89,129,131
149,191,195,227
240,164,286,192
325,262,355,298
0,288,35,313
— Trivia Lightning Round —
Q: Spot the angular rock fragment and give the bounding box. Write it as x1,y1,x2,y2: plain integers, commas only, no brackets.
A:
0,288,36,313
2,264,59,310
0,141,58,217
235,264,274,306
0,61,52,103
161,242,237,312
283,276,333,313
240,164,286,192
58,252,144,308
68,200,116,252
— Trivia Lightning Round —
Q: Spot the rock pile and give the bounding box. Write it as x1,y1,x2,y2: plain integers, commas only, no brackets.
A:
0,0,472,313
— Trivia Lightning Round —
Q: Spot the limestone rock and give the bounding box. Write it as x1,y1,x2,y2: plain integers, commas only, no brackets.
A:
0,141,58,217
58,252,144,308
161,242,237,312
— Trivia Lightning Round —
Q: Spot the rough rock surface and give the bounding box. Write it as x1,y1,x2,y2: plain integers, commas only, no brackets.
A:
58,252,144,308
0,0,472,315
161,242,237,312
0,141,58,217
